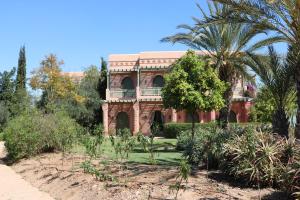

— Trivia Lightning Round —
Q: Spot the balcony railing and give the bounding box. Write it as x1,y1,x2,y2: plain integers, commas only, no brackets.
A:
110,89,136,98
141,87,162,96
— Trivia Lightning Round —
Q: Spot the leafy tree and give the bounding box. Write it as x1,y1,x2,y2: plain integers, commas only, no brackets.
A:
162,51,226,138
30,54,84,111
16,46,26,91
200,0,300,136
98,57,107,99
65,66,102,129
162,2,257,128
0,102,10,131
0,68,16,110
247,47,296,137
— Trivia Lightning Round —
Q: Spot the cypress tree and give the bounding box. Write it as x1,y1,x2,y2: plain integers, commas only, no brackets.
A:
16,46,26,91
98,57,107,99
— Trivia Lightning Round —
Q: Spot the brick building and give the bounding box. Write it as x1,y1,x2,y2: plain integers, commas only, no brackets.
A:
102,51,254,136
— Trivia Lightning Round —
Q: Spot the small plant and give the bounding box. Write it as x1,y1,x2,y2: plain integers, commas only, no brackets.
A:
170,159,191,200
83,129,104,160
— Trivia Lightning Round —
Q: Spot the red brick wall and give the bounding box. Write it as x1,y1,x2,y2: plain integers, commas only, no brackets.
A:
139,102,172,135
108,102,134,134
140,71,165,88
110,72,137,89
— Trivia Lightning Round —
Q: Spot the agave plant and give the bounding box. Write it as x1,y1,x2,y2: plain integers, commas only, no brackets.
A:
200,0,300,137
162,1,257,128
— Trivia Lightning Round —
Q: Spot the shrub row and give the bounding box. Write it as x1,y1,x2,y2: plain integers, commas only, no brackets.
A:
165,122,271,138
3,110,81,162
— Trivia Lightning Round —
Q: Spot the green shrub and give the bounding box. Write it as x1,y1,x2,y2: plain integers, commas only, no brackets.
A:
164,123,217,138
3,110,80,162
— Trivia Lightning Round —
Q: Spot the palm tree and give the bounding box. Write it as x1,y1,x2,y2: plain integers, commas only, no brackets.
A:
198,0,300,137
246,46,295,137
162,2,257,128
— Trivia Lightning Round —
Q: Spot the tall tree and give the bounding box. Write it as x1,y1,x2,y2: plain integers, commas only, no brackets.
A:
162,51,226,138
162,2,257,128
247,47,296,137
16,46,26,91
0,68,16,107
98,57,107,99
199,0,300,137
30,54,84,111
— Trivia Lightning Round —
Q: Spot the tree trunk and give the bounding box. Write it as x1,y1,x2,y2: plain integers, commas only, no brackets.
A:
218,68,238,129
272,107,289,138
295,69,300,139
191,111,195,140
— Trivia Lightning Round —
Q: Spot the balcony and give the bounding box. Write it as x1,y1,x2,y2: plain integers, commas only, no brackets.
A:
141,87,162,96
110,89,136,98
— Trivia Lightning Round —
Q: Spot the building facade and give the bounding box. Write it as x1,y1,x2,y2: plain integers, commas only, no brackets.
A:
102,51,254,136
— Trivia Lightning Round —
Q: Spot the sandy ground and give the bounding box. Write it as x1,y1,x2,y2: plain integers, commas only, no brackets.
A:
0,142,54,200
8,151,288,200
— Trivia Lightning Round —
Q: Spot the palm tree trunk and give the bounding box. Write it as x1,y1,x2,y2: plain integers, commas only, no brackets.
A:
272,107,289,138
295,71,300,139
218,68,238,129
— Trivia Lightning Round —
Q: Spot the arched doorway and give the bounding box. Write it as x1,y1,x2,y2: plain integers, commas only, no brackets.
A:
152,75,164,87
229,110,237,123
186,111,200,123
151,110,164,134
116,112,130,130
121,77,134,90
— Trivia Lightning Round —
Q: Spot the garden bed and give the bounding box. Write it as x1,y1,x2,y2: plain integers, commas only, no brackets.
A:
10,151,284,200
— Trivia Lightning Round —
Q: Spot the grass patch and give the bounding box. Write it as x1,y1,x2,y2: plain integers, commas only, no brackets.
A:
73,138,182,166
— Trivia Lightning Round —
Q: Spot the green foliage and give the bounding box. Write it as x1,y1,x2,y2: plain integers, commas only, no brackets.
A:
222,130,300,194
164,123,217,138
110,128,136,162
136,123,161,164
98,57,107,99
16,46,26,91
64,66,102,130
249,87,275,123
0,68,16,110
83,129,104,159
162,50,226,113
247,47,295,137
3,110,79,162
0,101,10,131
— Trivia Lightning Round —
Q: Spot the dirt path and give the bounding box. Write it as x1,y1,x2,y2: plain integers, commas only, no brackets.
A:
0,142,54,200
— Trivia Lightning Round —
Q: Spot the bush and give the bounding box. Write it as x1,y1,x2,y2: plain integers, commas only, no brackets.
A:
177,124,249,167
222,130,300,195
0,102,10,131
164,123,216,138
3,110,80,162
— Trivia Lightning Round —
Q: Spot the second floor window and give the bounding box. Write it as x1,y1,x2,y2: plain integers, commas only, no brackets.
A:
152,75,164,87
121,77,134,90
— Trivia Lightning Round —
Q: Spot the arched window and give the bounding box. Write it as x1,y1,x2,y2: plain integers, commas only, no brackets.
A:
151,110,164,132
152,75,164,87
121,77,134,90
116,112,130,130
229,110,237,123
186,112,200,123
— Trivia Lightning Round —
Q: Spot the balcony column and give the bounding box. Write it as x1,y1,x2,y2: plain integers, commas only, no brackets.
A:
133,102,140,135
171,109,177,123
106,72,110,100
209,110,216,121
102,103,109,136
136,69,140,100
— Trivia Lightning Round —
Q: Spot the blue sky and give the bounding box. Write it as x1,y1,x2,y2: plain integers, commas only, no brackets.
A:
0,0,286,76
0,0,203,74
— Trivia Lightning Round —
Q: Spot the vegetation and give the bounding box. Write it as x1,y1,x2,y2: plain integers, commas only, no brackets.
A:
162,50,226,138
162,2,256,128
30,54,84,111
15,46,26,91
247,47,296,137
3,110,80,162
202,0,300,137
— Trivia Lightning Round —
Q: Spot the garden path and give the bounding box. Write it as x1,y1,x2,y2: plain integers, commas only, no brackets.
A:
0,142,54,200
